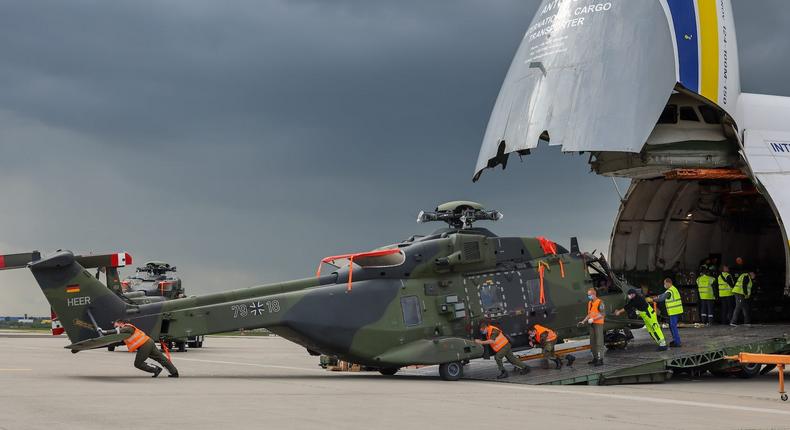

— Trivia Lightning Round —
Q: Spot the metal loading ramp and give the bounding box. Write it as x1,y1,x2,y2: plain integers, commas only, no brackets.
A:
407,325,790,385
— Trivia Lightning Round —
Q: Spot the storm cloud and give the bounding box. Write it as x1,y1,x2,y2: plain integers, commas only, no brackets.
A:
1,0,787,315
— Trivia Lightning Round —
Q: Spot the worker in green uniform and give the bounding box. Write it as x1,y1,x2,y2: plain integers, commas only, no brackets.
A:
614,289,667,351
98,320,179,377
528,324,562,369
578,287,606,366
652,278,683,347
718,265,735,324
730,272,755,327
476,321,530,378
696,268,716,325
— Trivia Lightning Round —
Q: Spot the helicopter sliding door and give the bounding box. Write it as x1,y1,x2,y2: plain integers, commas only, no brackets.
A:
465,270,544,347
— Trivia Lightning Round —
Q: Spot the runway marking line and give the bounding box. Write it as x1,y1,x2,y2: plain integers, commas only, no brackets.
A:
489,382,790,416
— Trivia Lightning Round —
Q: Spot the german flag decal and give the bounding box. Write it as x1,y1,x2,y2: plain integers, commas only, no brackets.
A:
65,285,81,294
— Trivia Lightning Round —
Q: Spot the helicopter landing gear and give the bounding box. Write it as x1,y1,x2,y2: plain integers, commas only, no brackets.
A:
378,367,399,376
439,361,463,381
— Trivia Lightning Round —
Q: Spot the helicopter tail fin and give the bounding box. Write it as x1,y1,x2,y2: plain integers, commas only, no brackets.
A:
0,250,130,345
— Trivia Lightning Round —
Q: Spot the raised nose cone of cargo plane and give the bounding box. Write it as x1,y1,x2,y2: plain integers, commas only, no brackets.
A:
475,0,790,304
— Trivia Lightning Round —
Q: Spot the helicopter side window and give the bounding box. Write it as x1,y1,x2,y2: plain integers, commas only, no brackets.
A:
400,296,422,327
479,282,503,311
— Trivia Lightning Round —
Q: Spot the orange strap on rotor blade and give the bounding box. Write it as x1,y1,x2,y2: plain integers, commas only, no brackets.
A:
559,260,565,278
538,264,546,304
160,341,172,362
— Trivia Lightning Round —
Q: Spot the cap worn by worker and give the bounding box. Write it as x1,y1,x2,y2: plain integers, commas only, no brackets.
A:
627,288,638,296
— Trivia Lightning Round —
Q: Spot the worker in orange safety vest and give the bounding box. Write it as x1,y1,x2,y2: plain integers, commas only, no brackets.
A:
475,321,530,379
578,287,606,366
528,324,562,369
98,320,179,377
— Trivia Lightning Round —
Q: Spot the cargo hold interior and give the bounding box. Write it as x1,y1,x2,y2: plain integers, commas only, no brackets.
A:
610,177,790,322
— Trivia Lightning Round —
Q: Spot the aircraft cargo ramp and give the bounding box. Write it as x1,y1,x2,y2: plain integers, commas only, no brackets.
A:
407,325,790,385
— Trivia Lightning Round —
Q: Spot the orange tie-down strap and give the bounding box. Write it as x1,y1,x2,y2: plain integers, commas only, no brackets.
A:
316,248,403,291
537,261,550,304
160,341,172,362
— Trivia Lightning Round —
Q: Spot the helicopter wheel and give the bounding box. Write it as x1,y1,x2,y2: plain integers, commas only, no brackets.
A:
781,393,788,402
737,363,762,379
439,362,463,381
378,367,399,376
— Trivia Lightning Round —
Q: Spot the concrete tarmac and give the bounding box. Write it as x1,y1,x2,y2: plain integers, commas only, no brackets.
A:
0,335,788,430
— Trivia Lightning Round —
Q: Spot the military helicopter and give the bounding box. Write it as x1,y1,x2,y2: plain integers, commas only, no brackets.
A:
122,261,184,300
0,201,631,380
116,261,205,351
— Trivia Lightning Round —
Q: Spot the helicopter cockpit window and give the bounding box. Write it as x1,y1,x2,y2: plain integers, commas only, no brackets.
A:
479,282,503,311
586,259,620,294
400,296,422,327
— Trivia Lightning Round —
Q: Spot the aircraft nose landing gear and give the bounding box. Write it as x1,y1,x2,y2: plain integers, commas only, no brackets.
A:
604,328,634,349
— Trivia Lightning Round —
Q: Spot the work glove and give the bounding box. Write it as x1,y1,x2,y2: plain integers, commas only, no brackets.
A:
587,318,594,324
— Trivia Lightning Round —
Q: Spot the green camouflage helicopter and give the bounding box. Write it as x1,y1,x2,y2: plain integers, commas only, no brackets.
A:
0,201,632,380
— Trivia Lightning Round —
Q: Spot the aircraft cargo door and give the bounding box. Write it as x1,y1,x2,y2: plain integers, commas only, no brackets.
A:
743,129,790,294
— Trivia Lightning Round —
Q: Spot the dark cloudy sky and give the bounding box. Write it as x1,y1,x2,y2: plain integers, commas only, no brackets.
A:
1,0,788,315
